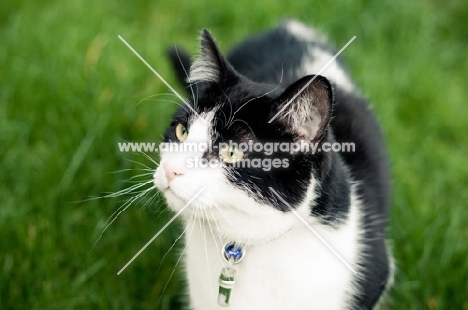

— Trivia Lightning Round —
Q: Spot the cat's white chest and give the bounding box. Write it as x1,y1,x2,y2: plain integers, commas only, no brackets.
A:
184,204,361,310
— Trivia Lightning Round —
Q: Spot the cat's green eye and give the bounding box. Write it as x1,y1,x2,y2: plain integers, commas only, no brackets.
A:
175,123,188,142
220,145,244,164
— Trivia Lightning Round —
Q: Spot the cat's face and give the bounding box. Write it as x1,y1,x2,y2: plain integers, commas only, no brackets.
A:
153,30,333,245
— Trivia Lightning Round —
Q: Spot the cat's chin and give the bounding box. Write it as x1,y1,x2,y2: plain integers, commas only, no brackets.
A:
162,188,187,211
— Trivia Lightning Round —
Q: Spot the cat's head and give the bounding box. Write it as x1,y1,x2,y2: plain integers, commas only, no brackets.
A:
154,30,334,245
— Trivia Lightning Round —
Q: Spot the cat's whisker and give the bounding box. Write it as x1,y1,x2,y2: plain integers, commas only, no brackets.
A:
155,210,194,277
211,202,253,240
218,86,233,126
85,179,153,202
205,207,226,266
136,151,159,166
226,118,257,140
229,68,284,125
123,172,155,182
140,92,179,100
137,190,159,212
124,158,154,170
199,208,214,298
120,179,153,185
153,195,172,220
139,98,189,111
106,179,154,198
136,95,179,106
138,92,180,100
197,85,201,111
95,185,155,246
174,47,198,113
73,176,153,203
117,35,203,120
110,167,154,174
157,211,197,306
102,185,154,223
215,106,227,129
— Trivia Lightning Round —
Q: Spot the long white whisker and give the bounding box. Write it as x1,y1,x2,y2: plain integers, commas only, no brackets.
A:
226,118,257,140
123,172,154,181
156,210,197,304
154,195,172,219
174,46,198,112
110,168,154,174
155,210,194,277
136,93,182,106
138,92,179,101
211,203,253,241
206,207,226,266
216,106,227,128
83,179,153,203
194,82,199,111
138,191,159,212
117,187,205,275
118,35,205,122
218,86,233,125
230,67,284,124
95,185,155,246
200,208,214,298
124,158,153,170
73,178,153,203
136,151,158,166
139,98,189,111
106,180,154,198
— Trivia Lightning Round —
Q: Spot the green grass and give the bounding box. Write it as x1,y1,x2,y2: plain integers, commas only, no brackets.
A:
1,0,467,309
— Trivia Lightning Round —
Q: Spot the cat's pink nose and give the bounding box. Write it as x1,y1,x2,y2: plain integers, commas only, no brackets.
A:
164,162,184,182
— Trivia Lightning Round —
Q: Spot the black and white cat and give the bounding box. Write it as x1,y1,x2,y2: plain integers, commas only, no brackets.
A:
153,20,393,310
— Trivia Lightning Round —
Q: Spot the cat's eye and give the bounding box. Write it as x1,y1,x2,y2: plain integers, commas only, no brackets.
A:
220,145,244,164
175,123,188,141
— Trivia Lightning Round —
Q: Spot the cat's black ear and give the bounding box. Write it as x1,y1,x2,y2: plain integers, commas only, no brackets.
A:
272,75,333,143
166,47,192,89
187,29,234,85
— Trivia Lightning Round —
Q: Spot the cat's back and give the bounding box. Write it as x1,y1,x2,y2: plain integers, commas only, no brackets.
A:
227,20,355,93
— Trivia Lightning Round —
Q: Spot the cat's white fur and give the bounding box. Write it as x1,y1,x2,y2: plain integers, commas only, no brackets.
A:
154,112,364,310
188,57,219,84
283,20,356,93
188,33,221,84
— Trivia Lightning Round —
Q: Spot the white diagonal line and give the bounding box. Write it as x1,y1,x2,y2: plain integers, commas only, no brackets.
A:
268,36,356,123
118,35,204,121
269,187,357,274
117,187,206,275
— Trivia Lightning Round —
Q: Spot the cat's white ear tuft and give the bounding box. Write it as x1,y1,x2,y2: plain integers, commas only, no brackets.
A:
188,29,225,84
273,75,333,143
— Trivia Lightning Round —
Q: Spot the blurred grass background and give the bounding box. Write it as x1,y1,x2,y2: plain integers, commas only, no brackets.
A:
1,0,467,309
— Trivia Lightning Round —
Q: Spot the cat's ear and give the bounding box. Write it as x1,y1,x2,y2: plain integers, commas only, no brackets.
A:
272,75,333,143
188,29,234,85
167,47,192,89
